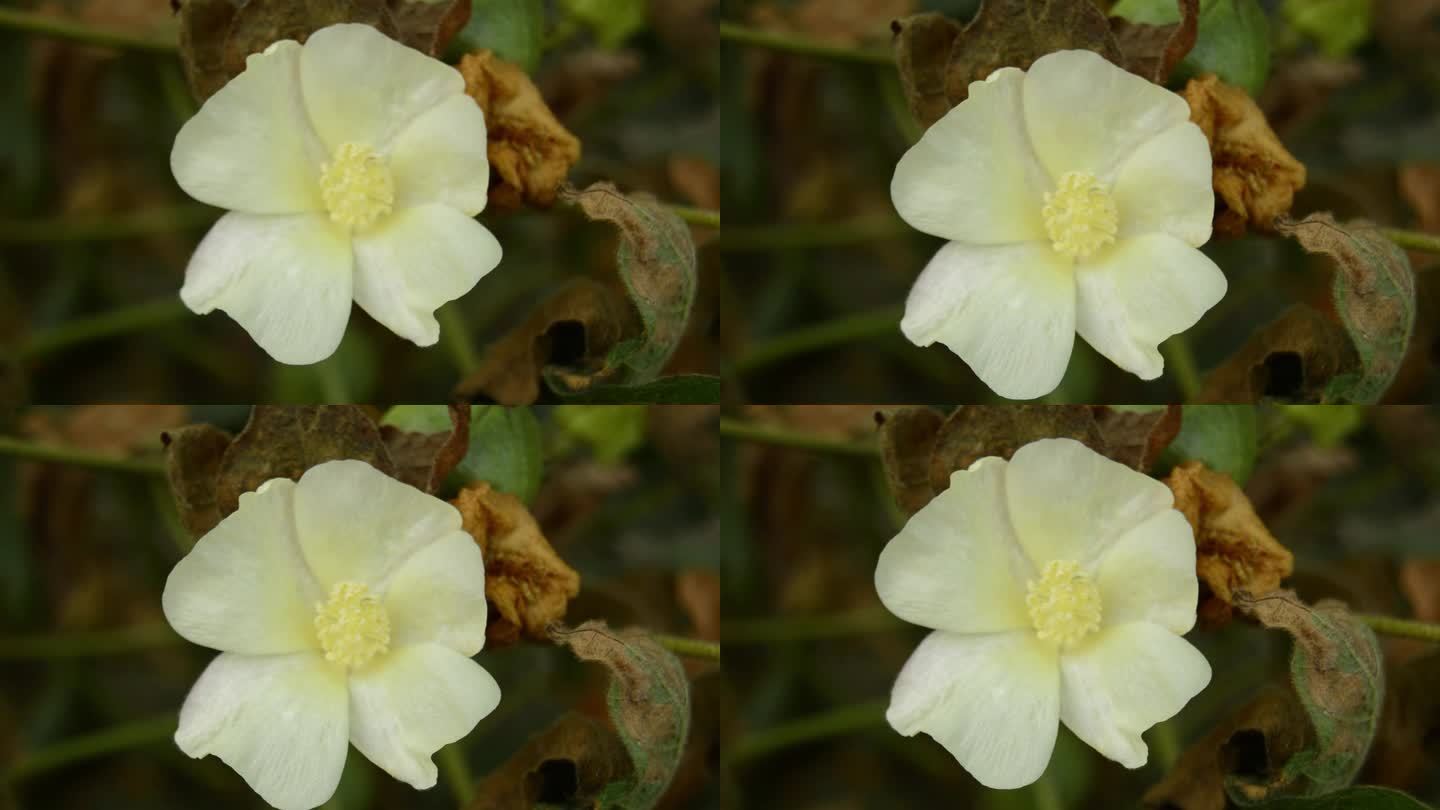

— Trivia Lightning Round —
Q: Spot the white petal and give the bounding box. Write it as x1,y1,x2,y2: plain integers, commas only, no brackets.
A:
876,457,1033,633
163,479,321,655
171,41,326,214
1113,123,1214,246
176,652,349,810
384,531,488,656
1005,438,1175,570
390,94,490,215
891,67,1050,244
348,643,501,789
900,240,1075,400
180,212,354,366
1075,234,1228,380
1096,509,1198,634
351,205,501,347
888,630,1060,789
1059,623,1211,768
293,459,462,590
300,23,464,152
1022,49,1192,183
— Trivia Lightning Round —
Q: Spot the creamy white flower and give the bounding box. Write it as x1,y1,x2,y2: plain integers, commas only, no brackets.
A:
162,459,499,810
891,49,1226,399
171,23,501,365
875,438,1211,789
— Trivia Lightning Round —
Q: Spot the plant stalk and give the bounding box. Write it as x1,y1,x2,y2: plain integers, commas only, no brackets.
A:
719,22,892,65
719,418,879,457
0,437,166,476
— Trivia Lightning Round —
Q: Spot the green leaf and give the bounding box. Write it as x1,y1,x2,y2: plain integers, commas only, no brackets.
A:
1111,0,1271,94
553,405,648,462
1158,405,1258,484
560,0,646,48
552,374,720,404
381,405,542,502
1282,0,1372,57
1253,786,1433,810
453,0,545,72
1280,405,1366,447
1276,215,1416,404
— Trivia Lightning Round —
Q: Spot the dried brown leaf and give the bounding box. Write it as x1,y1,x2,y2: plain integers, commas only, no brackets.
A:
890,13,963,130
161,424,234,539
876,406,946,516
1198,305,1361,403
452,482,580,645
1094,404,1183,470
1109,0,1199,84
468,713,632,810
386,0,469,55
378,402,470,493
1184,74,1307,236
1165,462,1294,625
927,405,1105,496
461,50,582,209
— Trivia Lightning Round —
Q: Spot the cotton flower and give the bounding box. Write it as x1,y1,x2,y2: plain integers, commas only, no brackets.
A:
162,460,499,810
874,438,1211,788
171,23,501,365
891,49,1226,399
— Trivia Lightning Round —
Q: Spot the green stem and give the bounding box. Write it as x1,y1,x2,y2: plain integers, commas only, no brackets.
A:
719,418,879,457
0,437,165,476
437,304,480,375
653,634,721,660
316,359,351,403
723,607,898,644
1032,773,1063,810
21,298,191,360
734,306,904,375
1382,227,1440,254
669,205,721,229
720,216,910,252
1161,333,1202,401
1357,614,1440,642
719,21,892,65
0,7,175,52
4,713,178,785
0,623,180,659
437,743,475,807
0,204,216,243
726,700,888,766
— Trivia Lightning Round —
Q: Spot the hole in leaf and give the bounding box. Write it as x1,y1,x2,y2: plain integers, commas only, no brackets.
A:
546,320,589,367
529,758,580,802
1223,729,1271,778
1262,352,1304,398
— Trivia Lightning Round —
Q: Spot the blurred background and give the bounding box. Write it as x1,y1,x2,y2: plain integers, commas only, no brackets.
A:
721,404,1440,808
0,0,719,402
0,403,722,809
720,0,1440,403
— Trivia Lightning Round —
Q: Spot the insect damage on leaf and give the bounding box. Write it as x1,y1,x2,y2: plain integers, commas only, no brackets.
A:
452,482,580,646
1231,590,1384,802
1276,214,1416,404
468,713,633,809
377,402,470,493
1165,462,1294,625
1198,305,1361,403
550,621,691,810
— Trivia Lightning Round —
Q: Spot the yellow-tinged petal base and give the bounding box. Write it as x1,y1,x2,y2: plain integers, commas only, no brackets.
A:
319,142,394,230
1026,559,1102,646
1042,171,1118,260
314,581,391,669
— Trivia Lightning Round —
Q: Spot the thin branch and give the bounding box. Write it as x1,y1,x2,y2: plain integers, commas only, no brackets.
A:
0,204,216,243
719,22,892,66
437,743,475,807
1382,227,1440,255
0,7,175,53
719,418,879,457
4,714,178,785
437,304,481,375
652,634,721,660
1357,614,1440,642
0,624,180,659
726,701,888,766
21,299,192,360
1161,334,1202,401
0,437,166,476
733,306,904,375
669,205,721,229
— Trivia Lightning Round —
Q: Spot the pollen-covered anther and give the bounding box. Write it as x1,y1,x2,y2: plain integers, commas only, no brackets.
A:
1026,559,1102,646
314,581,390,669
1041,171,1119,260
318,142,395,230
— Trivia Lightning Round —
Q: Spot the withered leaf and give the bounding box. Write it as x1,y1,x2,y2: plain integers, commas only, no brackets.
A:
876,406,946,516
1165,461,1294,625
1184,73,1307,236
551,621,691,809
377,402,469,493
162,423,234,540
452,482,580,645
454,279,637,405
1231,590,1384,801
1276,214,1416,404
215,405,394,517
1109,0,1200,84
928,405,1105,498
387,0,469,55
1094,404,1183,470
460,50,582,209
220,0,395,88
560,182,699,385
468,713,633,810
177,0,242,102
890,13,963,130
1198,305,1361,403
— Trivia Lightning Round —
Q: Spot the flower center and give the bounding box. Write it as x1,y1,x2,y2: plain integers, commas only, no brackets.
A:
314,581,390,669
1041,171,1119,261
318,142,394,230
1026,560,1102,646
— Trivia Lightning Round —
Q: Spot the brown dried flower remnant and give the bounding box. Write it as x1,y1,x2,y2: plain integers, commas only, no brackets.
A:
1184,73,1307,236
461,50,582,209
452,482,581,646
1165,461,1295,625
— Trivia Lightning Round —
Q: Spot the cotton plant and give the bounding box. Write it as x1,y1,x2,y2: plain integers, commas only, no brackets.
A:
162,459,499,810
874,438,1211,788
891,49,1226,399
171,23,500,365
